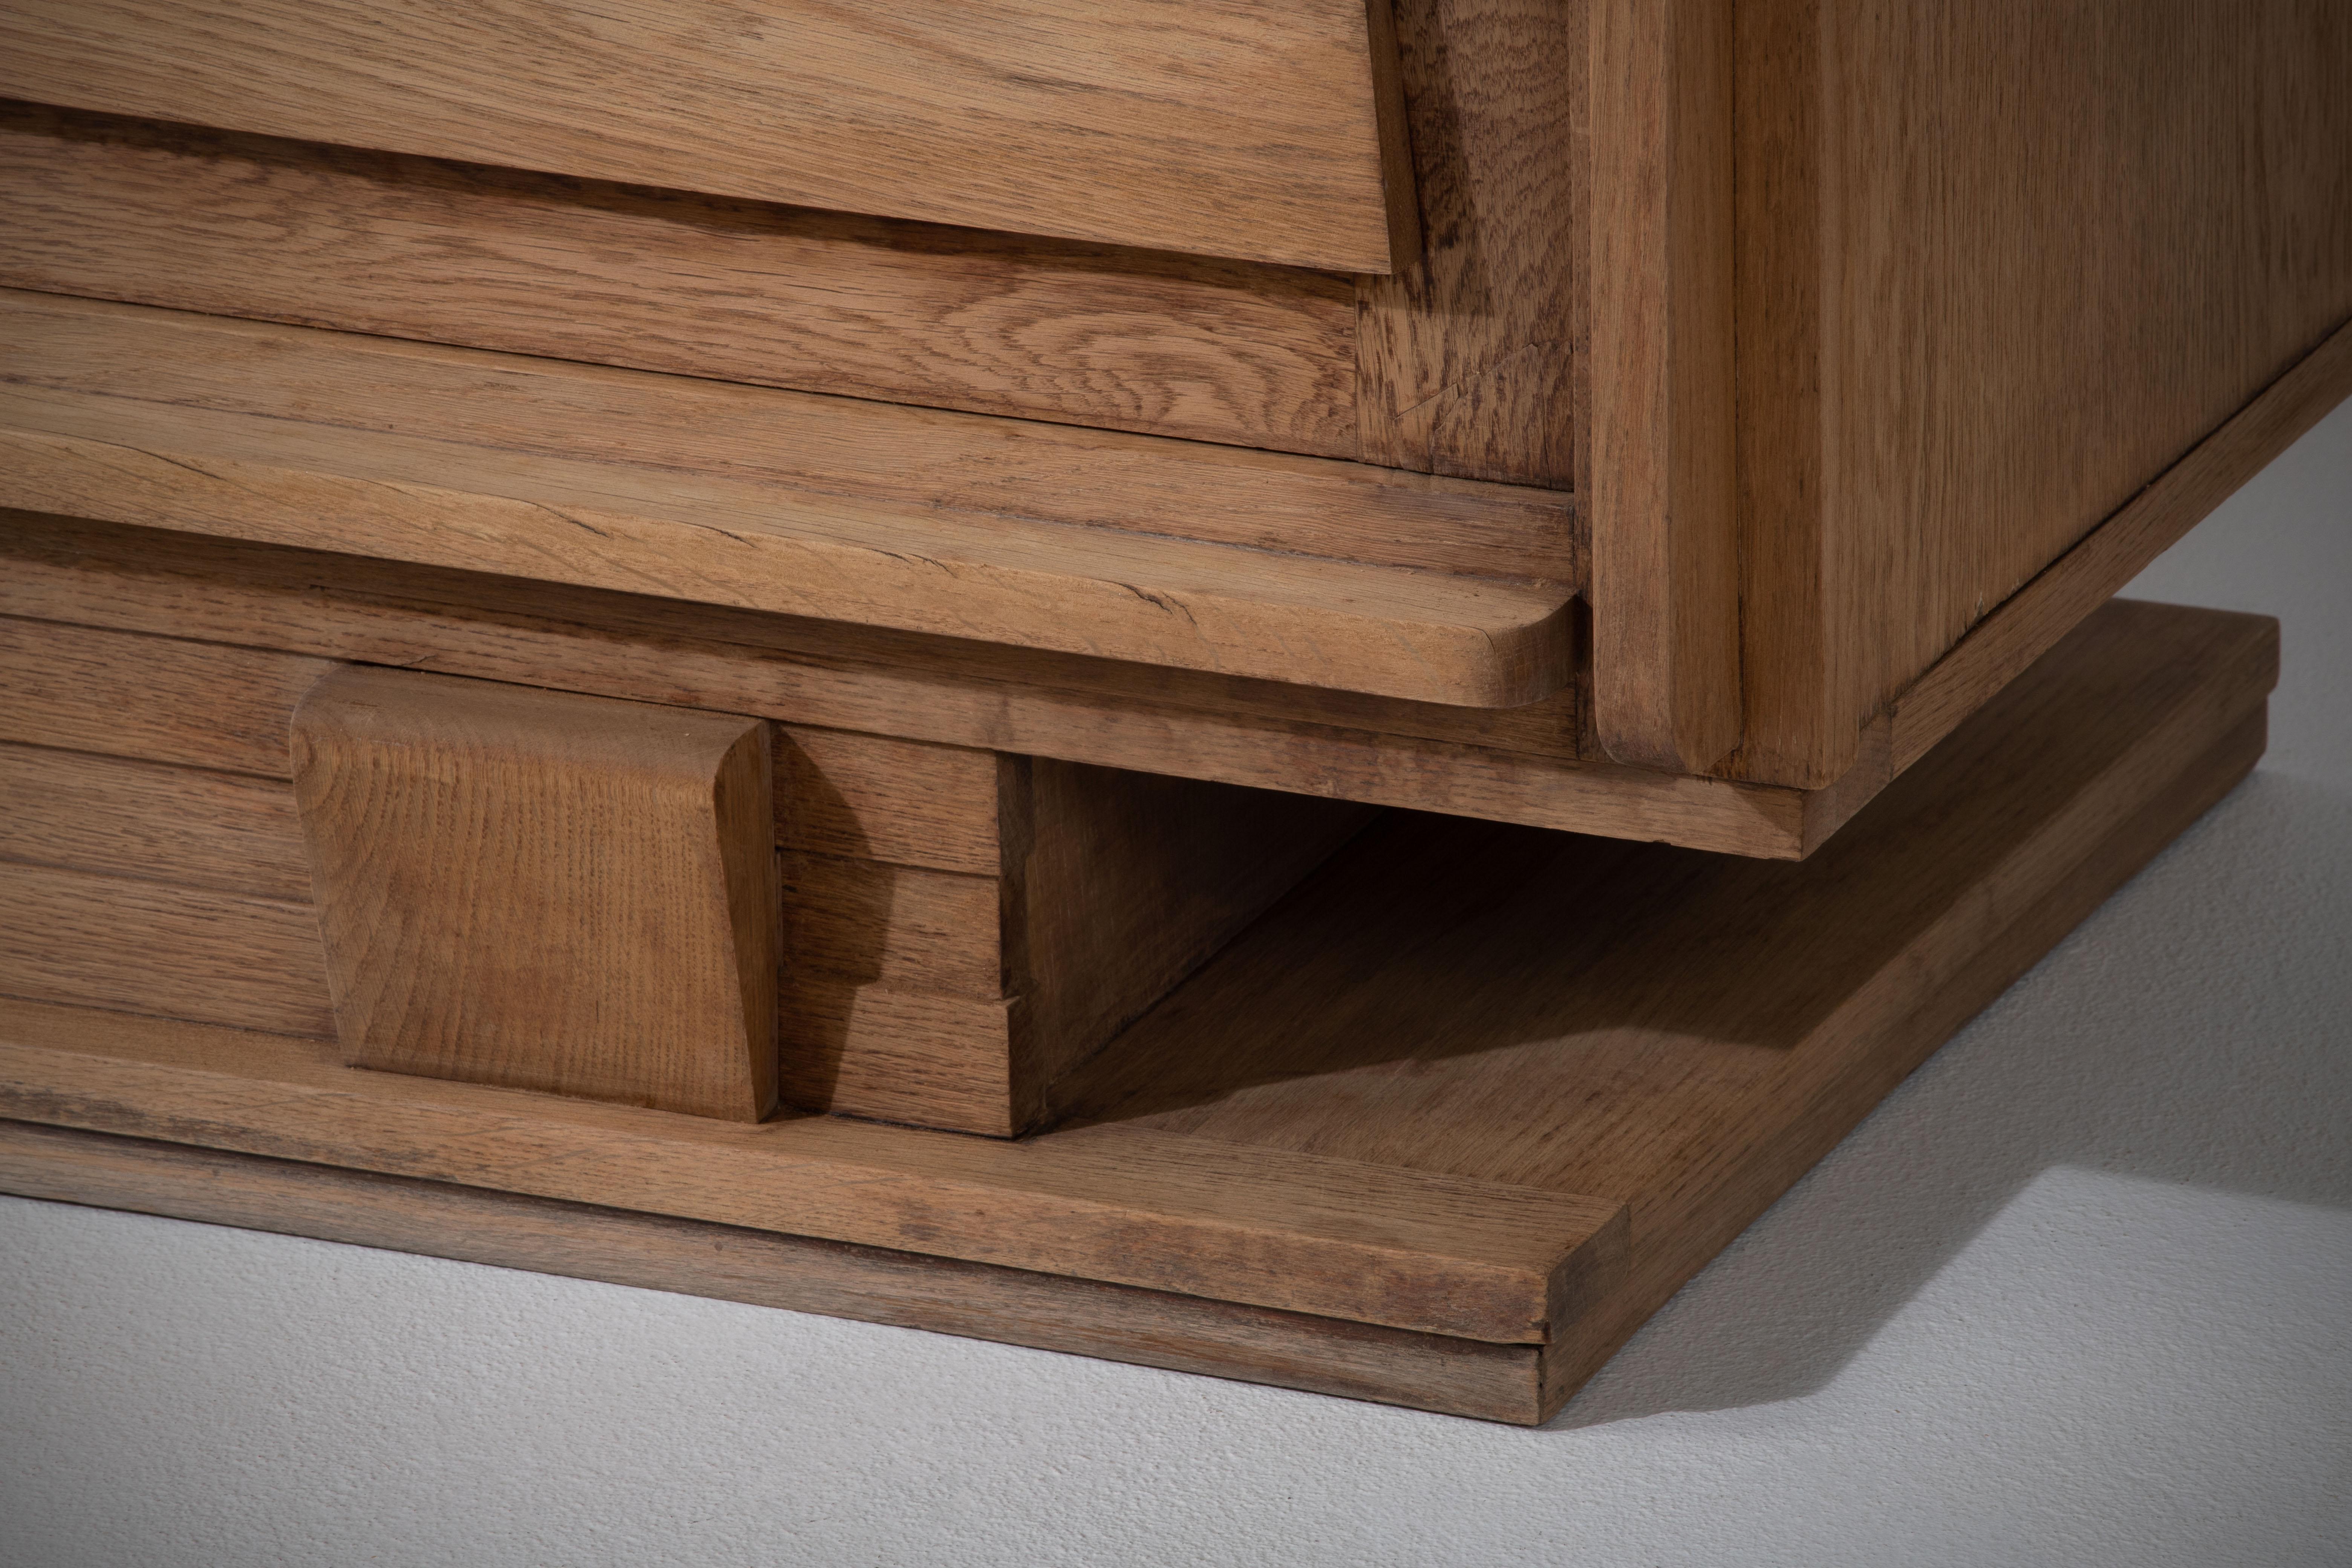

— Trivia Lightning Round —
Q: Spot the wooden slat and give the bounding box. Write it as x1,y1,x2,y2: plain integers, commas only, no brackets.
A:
776,730,1004,877
783,854,1002,999
0,0,1415,273
779,983,1024,1138
1355,0,1581,492
1730,0,2352,786
0,613,327,776
0,1121,1546,1425
0,862,333,1037
0,1120,1550,1424
0,743,309,900
0,515,1826,859
0,103,1360,457
0,292,1574,707
0,1000,1628,1344
1585,0,1742,773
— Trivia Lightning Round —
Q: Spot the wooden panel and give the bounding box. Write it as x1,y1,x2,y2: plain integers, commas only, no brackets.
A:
1886,316,2352,776
0,103,1359,457
0,613,328,776
0,0,1415,274
783,853,1002,998
1355,0,1582,495
0,1120,1550,1424
0,743,308,900
0,1000,1627,1344
0,861,332,1037
776,730,1004,877
779,983,1022,1138
1586,0,1741,773
1733,0,2352,786
291,667,779,1122
1013,761,1378,1117
0,292,1576,707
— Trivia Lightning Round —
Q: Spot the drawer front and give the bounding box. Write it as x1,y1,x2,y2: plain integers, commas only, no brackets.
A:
0,0,1413,272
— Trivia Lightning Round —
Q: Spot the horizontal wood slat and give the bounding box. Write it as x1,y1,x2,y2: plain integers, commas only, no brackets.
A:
0,999,1626,1344
0,0,1414,273
0,514,1830,858
0,292,1576,707
0,103,1362,456
783,854,1003,998
0,1120,1552,1423
0,743,309,900
0,861,334,1037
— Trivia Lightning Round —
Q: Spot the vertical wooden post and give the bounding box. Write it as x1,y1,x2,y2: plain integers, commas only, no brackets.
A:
1588,0,1741,773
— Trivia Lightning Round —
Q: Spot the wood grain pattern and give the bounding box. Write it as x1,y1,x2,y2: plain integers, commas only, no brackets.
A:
1355,0,1582,495
0,599,2268,1418
1886,315,2352,776
0,743,309,900
0,861,333,1037
783,853,1002,999
0,613,330,776
0,292,1575,706
776,730,1006,877
291,666,780,1122
0,1000,1626,1344
1012,760,1378,1115
0,0,1414,273
1586,0,1741,773
1732,0,2352,786
0,103,1360,456
0,514,1821,859
0,1120,1551,1424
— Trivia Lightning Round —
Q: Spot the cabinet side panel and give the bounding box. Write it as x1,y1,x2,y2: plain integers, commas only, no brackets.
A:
1735,0,2352,786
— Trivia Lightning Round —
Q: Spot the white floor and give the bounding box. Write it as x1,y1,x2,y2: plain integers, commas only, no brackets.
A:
5,403,2348,1568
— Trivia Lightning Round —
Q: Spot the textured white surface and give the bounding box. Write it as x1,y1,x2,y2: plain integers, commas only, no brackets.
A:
5,403,2350,1568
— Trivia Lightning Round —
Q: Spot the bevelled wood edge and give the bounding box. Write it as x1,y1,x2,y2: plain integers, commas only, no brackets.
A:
0,1119,1548,1424
0,1003,1626,1346
0,289,1575,709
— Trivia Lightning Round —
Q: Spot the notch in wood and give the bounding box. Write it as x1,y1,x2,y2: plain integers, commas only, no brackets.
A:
290,666,779,1121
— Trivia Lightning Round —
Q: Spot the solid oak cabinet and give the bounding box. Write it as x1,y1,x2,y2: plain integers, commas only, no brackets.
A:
0,2,2346,1422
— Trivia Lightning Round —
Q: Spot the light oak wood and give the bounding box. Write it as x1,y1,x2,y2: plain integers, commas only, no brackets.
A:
0,743,309,901
1730,0,2352,786
1586,0,1741,773
1009,761,1378,1124
291,666,780,1122
0,292,1575,707
0,613,331,776
1355,0,1581,491
0,1120,1551,1423
0,103,1360,457
1885,315,2352,777
0,861,333,1038
783,854,1002,1000
776,730,1006,878
0,516,1888,861
0,1000,1624,1344
0,0,1416,273
0,599,2270,1418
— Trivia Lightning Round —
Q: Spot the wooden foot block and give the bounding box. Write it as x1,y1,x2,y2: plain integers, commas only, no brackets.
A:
291,665,780,1121
0,599,2277,1420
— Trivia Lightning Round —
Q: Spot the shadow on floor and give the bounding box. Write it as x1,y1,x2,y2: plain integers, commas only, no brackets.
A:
1547,768,2352,1428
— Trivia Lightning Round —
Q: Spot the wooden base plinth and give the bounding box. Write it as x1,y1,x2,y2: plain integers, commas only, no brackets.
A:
0,600,2278,1423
